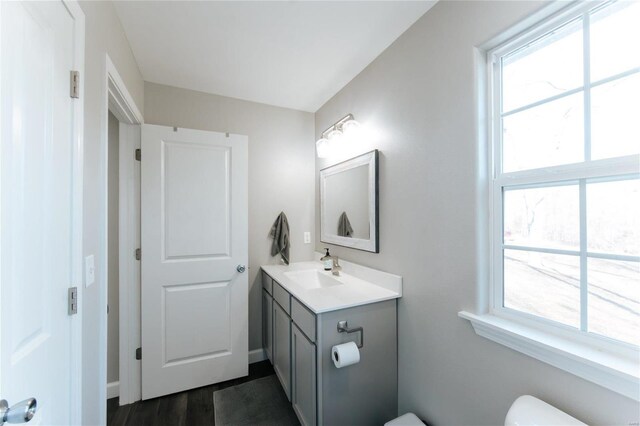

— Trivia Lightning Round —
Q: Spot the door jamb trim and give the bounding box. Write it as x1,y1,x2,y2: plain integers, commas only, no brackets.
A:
103,54,143,410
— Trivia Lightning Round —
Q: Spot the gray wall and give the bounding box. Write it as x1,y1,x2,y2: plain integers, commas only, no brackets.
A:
107,111,119,384
314,1,640,425
79,1,145,424
144,82,316,351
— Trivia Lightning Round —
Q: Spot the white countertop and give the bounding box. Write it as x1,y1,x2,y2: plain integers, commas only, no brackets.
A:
261,260,402,314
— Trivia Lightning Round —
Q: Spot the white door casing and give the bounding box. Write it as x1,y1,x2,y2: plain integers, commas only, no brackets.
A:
104,53,144,407
141,124,248,399
118,123,141,405
0,1,84,425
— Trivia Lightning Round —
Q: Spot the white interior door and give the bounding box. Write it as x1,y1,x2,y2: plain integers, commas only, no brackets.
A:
0,1,82,425
141,124,248,399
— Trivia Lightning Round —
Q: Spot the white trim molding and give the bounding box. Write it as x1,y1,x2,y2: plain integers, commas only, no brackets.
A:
103,53,144,407
106,56,143,125
459,311,640,401
107,381,120,399
249,349,267,364
117,123,141,406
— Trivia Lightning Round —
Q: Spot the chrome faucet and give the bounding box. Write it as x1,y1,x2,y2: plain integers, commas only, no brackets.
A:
331,256,342,276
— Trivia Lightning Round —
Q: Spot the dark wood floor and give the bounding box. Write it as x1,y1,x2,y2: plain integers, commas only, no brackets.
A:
107,360,276,426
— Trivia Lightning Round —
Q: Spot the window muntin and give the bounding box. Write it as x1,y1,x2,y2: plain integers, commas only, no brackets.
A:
503,183,580,251
502,93,585,173
502,17,584,113
504,249,581,328
591,73,640,160
492,0,640,348
586,178,640,256
589,1,640,82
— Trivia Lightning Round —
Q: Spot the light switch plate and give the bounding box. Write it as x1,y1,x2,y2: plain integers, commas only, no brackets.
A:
304,232,311,244
85,255,95,287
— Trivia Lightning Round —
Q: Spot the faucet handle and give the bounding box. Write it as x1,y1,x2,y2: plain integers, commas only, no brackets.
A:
331,256,342,275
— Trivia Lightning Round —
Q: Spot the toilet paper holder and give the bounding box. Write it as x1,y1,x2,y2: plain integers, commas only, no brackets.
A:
337,320,364,348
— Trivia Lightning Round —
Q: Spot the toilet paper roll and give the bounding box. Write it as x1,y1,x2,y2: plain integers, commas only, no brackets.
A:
332,341,360,368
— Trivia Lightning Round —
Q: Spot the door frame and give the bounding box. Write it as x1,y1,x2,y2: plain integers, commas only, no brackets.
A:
101,54,143,408
66,2,85,423
0,1,84,423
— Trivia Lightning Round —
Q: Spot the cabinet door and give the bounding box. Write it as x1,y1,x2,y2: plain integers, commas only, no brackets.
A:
292,324,317,426
262,289,273,363
273,301,291,400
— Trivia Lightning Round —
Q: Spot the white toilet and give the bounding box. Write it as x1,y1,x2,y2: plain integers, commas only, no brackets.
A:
504,395,586,426
385,395,586,426
385,413,423,426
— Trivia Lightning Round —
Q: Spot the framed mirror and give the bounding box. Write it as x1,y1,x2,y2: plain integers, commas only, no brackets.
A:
320,150,379,252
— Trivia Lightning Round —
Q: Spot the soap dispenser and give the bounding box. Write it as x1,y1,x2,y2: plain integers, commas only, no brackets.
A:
321,248,333,271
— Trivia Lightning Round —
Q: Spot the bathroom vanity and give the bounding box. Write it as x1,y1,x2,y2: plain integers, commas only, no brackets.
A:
261,258,402,426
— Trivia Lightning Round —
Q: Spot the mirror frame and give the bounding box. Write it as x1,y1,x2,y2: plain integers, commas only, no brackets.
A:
320,150,379,253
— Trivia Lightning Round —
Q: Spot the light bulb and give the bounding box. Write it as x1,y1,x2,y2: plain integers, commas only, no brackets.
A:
341,119,360,134
340,119,361,145
326,128,343,141
316,138,330,158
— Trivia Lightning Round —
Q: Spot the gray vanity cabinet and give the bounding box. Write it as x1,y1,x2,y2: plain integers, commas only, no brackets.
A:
262,268,398,426
273,300,292,400
291,323,316,426
262,289,273,363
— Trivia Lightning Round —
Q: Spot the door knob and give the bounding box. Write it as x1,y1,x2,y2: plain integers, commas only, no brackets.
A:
236,265,246,273
0,398,37,425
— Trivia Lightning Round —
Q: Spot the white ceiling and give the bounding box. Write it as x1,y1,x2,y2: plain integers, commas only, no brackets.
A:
114,1,436,112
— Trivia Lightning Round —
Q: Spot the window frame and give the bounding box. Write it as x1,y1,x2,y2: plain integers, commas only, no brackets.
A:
457,0,640,400
489,0,639,354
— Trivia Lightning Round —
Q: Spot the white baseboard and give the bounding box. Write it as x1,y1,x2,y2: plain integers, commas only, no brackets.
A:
249,348,266,364
107,381,119,399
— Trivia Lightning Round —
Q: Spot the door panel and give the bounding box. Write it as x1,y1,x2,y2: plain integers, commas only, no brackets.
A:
263,290,273,363
0,1,80,424
141,124,248,399
292,324,316,426
164,281,231,363
163,142,230,259
273,301,291,400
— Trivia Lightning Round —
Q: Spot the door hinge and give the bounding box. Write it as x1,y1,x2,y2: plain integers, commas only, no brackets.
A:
68,287,78,315
70,71,80,99
135,248,141,260
136,347,142,360
135,149,141,161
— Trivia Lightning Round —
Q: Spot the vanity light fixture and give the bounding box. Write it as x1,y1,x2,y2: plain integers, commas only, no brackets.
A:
316,114,360,158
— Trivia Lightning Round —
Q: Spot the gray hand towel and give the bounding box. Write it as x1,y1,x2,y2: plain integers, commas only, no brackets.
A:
269,212,290,265
337,211,354,237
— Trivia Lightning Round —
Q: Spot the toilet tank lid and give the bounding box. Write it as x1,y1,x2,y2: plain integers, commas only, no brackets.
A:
505,395,586,426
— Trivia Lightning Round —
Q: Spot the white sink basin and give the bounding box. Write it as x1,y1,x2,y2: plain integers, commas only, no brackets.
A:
283,270,343,290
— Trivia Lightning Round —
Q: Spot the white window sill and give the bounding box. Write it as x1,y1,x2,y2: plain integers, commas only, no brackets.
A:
458,311,640,401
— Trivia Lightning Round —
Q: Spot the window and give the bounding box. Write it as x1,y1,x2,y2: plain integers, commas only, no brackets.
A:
490,2,639,348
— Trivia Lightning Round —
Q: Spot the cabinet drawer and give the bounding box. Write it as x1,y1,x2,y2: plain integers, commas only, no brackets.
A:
273,281,291,315
291,298,316,342
262,270,273,295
